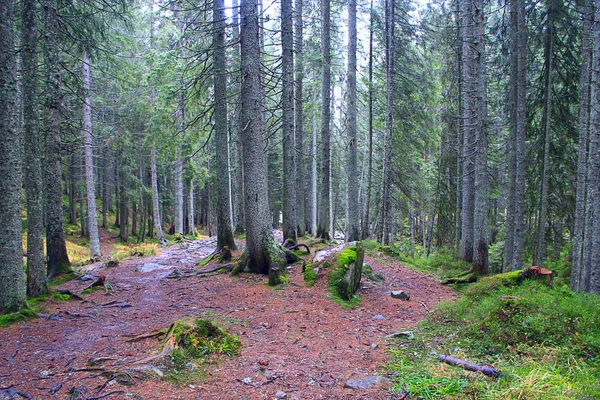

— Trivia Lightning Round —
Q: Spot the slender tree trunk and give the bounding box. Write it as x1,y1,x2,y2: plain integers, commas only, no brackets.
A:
361,0,374,240
317,0,331,239
82,51,101,259
214,0,236,250
43,0,71,278
149,3,167,246
0,0,27,312
460,0,475,263
472,0,488,275
188,179,195,234
311,106,318,235
294,0,306,235
175,150,184,234
534,1,554,266
588,0,600,294
379,0,394,245
571,0,593,291
282,0,297,244
345,0,359,242
22,0,48,297
239,0,288,277
453,0,463,258
504,0,518,271
232,0,245,234
511,0,527,271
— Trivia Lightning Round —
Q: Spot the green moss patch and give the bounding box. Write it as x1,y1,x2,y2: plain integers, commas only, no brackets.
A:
164,318,241,384
0,307,37,327
303,263,319,287
328,246,363,307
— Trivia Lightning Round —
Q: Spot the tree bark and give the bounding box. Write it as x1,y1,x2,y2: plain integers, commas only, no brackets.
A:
345,0,359,242
282,0,297,244
361,0,374,240
239,0,288,276
588,0,600,294
472,0,488,275
83,51,101,260
460,0,475,263
294,0,306,235
571,0,593,291
213,0,236,251
0,0,27,312
317,0,331,239
379,0,394,245
43,0,71,278
511,0,527,271
22,0,48,297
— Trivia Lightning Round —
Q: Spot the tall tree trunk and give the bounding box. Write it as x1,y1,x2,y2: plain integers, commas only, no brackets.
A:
232,0,245,234
511,0,527,271
149,2,167,246
453,0,463,258
571,0,593,291
361,0,374,240
379,0,394,245
175,151,184,235
534,1,554,266
83,51,101,259
0,0,27,312
471,0,488,275
311,103,318,235
317,0,331,239
295,0,306,235
345,0,359,242
188,179,195,234
22,0,48,297
460,0,475,263
504,0,518,271
43,0,71,278
282,0,297,245
213,0,236,251
587,0,600,294
238,0,289,277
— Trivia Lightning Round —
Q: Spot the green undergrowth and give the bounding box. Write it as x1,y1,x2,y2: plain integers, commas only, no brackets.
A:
164,318,241,384
303,263,319,287
328,246,361,307
386,279,600,399
0,291,72,327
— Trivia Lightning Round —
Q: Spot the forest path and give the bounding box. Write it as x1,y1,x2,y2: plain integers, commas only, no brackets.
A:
0,237,456,399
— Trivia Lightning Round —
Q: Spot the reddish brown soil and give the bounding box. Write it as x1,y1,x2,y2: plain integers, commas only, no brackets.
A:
0,238,456,400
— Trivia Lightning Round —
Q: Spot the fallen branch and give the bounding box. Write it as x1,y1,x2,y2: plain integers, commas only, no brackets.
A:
438,354,502,377
83,275,107,291
66,311,98,319
125,329,166,342
85,391,126,400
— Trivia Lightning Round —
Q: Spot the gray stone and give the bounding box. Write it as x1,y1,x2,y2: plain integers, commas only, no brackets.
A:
137,263,172,273
390,290,410,300
275,391,287,399
386,331,414,339
370,343,379,350
372,315,386,320
344,375,388,390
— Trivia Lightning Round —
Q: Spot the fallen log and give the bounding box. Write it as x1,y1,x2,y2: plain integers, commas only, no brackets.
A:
438,354,502,377
287,243,310,254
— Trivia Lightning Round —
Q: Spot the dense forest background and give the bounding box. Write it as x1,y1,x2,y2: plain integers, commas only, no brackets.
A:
1,0,600,313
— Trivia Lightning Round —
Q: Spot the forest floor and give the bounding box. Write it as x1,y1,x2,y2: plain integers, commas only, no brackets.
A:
0,234,456,400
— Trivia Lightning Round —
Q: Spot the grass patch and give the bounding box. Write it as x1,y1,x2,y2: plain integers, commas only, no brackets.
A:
386,279,600,399
47,272,76,288
110,242,157,262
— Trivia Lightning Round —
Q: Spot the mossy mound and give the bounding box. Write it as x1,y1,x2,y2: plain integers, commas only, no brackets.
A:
164,318,241,383
328,244,364,304
303,263,319,287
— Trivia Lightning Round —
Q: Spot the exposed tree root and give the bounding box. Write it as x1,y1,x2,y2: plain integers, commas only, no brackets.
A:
442,273,478,284
196,263,234,275
287,243,310,253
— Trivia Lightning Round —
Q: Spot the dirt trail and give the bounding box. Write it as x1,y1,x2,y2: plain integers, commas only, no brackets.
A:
0,238,455,400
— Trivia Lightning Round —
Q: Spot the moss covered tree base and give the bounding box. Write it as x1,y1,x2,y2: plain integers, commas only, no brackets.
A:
231,238,300,286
